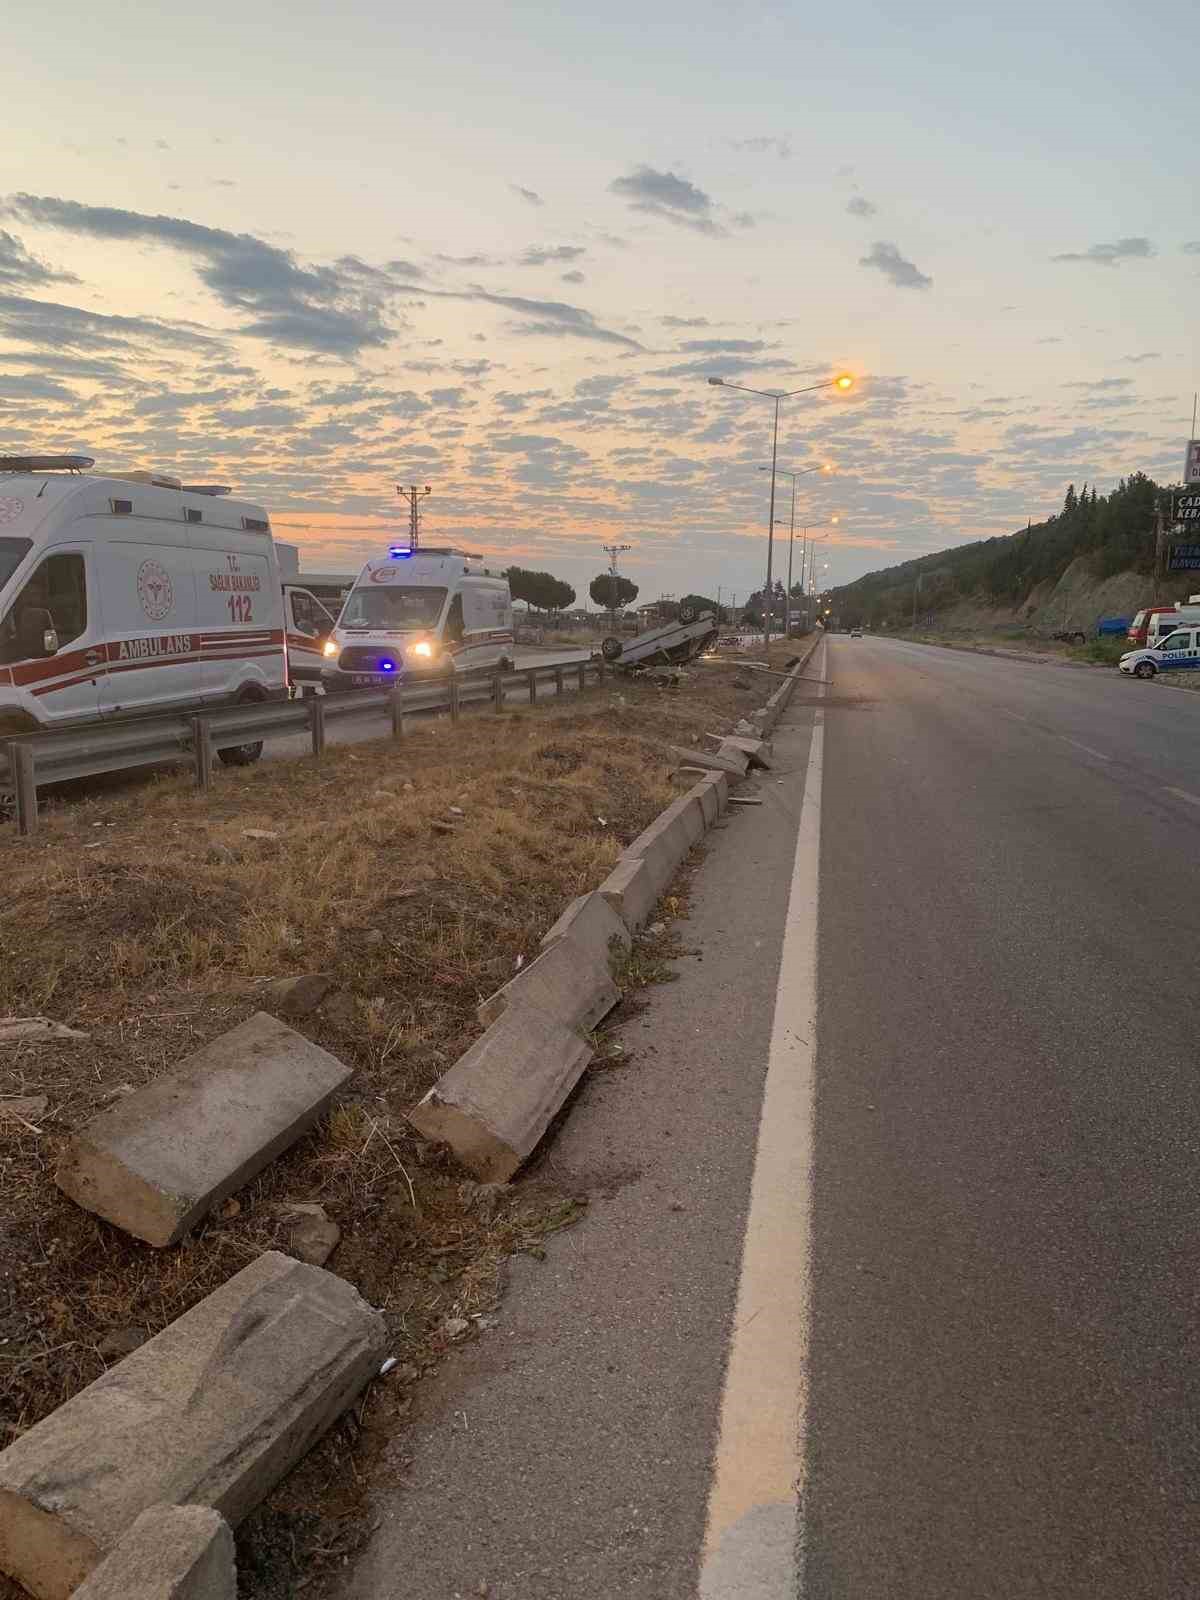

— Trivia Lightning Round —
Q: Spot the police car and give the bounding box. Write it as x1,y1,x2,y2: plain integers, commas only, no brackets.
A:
1119,627,1200,680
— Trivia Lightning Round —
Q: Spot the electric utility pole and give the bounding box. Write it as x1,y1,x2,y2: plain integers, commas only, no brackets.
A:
397,484,431,549
602,543,632,628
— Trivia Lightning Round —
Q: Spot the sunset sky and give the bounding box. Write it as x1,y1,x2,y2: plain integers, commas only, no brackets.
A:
2,0,1195,605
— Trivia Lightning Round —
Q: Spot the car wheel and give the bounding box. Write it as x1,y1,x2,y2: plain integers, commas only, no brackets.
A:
218,687,267,765
601,636,624,662
1134,660,1157,680
678,603,699,624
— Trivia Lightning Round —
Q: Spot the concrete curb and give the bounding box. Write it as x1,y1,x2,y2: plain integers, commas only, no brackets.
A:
69,1504,234,1600
407,768,729,1180
0,1252,385,1600
477,893,631,1034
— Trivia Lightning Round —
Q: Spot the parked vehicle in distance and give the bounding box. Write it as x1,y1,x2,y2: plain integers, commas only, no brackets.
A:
1049,628,1087,646
1126,605,1200,648
1119,628,1200,679
0,455,286,762
1096,615,1132,637
321,545,514,690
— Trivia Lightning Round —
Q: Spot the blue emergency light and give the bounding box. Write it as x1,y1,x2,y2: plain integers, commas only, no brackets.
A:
388,545,413,559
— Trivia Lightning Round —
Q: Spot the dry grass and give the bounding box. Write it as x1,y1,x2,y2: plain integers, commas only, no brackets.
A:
0,655,784,1598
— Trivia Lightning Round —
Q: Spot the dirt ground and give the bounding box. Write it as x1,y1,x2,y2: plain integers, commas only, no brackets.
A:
0,649,794,1599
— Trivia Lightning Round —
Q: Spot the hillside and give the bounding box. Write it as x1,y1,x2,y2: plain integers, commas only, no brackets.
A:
831,473,1190,633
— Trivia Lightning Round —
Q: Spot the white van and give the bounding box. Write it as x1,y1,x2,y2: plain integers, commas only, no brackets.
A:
1145,607,1200,648
0,456,285,762
322,546,514,690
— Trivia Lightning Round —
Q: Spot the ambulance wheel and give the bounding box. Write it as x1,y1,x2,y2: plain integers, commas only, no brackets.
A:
218,687,266,765
1134,660,1157,680
679,603,699,624
601,636,624,662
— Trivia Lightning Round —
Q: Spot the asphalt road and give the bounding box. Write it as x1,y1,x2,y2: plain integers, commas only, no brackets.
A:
341,636,1200,1599
807,636,1200,1598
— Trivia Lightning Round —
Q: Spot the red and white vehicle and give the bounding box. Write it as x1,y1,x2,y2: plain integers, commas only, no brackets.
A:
0,456,287,762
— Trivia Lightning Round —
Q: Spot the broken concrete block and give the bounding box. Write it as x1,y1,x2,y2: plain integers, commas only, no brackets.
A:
70,1504,234,1600
408,1003,592,1182
287,1208,341,1267
718,736,772,771
55,1012,352,1247
0,1252,384,1600
479,891,628,1034
668,744,748,777
262,973,333,1017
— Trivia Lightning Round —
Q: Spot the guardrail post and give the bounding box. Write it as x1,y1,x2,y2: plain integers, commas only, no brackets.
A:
390,684,407,739
190,716,213,791
492,669,504,712
449,672,461,724
596,658,605,685
526,669,537,706
309,696,326,758
555,666,565,696
576,662,586,693
13,743,37,837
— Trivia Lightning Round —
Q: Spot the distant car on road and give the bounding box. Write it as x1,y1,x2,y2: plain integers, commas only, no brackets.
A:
1119,628,1200,680
850,628,863,637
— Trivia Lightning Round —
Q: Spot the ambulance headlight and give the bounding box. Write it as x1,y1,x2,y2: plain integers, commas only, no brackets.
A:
412,640,433,658
322,639,340,658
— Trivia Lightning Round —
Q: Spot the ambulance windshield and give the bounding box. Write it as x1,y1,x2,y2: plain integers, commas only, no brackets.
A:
0,538,32,595
339,584,447,630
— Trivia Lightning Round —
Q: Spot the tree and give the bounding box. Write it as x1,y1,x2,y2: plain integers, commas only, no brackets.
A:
506,566,576,614
589,572,638,610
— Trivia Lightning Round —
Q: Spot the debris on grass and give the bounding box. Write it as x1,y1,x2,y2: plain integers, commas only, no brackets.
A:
0,650,792,1599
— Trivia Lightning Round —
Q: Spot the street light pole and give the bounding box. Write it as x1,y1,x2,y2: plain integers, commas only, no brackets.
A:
785,475,797,637
758,462,831,640
709,371,852,659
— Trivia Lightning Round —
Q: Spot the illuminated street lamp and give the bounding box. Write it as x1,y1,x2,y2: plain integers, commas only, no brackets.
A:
707,373,853,654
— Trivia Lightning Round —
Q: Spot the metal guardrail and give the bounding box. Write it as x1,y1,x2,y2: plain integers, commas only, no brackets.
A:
1,657,604,837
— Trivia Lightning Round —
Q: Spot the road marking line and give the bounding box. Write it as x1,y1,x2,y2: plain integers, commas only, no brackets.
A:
1058,736,1111,762
698,640,824,1600
1165,786,1200,808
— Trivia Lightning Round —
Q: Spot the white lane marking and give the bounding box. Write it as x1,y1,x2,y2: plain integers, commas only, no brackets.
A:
698,640,825,1599
1058,735,1112,762
1165,786,1200,808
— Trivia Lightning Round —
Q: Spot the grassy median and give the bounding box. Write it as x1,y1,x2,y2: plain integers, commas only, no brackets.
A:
0,649,796,1598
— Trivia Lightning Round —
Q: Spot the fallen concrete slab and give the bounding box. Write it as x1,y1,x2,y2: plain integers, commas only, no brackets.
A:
55,1012,352,1247
407,1002,592,1182
478,892,629,1033
0,1251,384,1600
70,1504,234,1600
717,737,772,771
668,744,747,777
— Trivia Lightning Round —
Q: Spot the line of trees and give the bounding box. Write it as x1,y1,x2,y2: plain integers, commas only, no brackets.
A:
505,565,576,614
828,472,1182,629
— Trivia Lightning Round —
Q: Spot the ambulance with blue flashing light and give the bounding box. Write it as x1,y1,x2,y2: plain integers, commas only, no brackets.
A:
321,545,515,690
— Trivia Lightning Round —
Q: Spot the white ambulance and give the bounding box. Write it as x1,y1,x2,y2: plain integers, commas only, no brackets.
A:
321,545,515,689
0,456,286,763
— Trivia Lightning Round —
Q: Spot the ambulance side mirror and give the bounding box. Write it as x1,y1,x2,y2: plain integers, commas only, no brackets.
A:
18,608,57,659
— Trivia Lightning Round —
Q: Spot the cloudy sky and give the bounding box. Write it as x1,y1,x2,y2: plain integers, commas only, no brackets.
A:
2,0,1195,603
